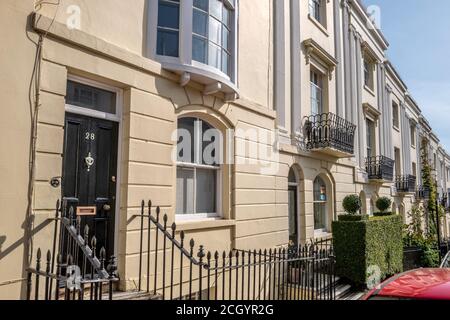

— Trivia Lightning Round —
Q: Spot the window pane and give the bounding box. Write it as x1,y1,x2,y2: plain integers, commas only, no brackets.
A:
194,0,209,11
193,36,208,63
201,120,221,166
222,7,230,26
193,9,208,36
158,1,180,29
221,50,229,75
313,177,326,201
222,26,230,51
178,118,196,163
314,203,326,230
208,42,221,69
66,81,116,114
196,169,216,213
209,17,222,45
210,0,223,20
157,30,179,57
176,168,195,214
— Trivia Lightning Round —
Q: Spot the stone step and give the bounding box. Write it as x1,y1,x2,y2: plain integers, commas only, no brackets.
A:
108,290,162,301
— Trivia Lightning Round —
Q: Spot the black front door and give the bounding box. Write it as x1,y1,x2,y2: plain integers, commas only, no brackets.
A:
62,113,119,258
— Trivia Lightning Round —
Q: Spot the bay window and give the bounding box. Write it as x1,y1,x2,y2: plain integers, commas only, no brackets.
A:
176,117,222,218
193,0,231,75
149,0,238,93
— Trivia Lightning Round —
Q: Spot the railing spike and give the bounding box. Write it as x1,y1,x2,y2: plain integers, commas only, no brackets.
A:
180,231,185,245
37,248,42,260
198,245,205,260
190,239,195,249
46,250,51,262
214,251,219,260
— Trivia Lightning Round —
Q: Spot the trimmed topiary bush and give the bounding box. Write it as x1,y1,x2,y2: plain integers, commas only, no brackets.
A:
332,215,403,288
342,194,361,215
376,197,392,213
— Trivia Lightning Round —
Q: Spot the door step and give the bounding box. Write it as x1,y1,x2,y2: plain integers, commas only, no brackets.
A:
109,291,162,301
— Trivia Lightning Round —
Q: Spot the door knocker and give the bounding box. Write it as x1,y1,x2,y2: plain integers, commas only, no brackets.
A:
85,152,94,172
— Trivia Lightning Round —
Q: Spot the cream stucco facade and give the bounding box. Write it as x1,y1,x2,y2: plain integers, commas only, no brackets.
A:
1,0,450,299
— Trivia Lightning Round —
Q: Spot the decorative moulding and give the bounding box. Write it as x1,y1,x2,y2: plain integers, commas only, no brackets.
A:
363,102,381,121
303,38,338,80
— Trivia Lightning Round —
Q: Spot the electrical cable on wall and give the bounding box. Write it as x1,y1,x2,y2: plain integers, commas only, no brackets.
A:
25,0,61,266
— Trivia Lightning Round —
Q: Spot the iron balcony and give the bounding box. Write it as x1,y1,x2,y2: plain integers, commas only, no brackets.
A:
417,186,431,200
366,156,395,182
395,175,417,193
304,112,356,158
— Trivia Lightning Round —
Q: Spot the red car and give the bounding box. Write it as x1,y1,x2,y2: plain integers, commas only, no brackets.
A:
363,268,450,300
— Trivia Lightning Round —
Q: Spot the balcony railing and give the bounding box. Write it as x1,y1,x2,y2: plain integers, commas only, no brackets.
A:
304,112,356,157
417,186,431,200
366,156,395,182
395,175,417,193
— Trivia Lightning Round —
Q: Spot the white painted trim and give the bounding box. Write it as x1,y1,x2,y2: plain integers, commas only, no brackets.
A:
65,74,123,258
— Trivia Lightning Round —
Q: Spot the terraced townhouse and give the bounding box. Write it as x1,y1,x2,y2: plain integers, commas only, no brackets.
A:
1,0,449,299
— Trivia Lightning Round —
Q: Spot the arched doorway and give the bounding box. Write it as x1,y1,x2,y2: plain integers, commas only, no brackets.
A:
288,168,299,246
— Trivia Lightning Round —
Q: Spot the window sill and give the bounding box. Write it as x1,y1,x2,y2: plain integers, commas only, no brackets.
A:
364,85,376,97
175,218,236,232
314,231,332,239
308,14,329,37
393,125,400,133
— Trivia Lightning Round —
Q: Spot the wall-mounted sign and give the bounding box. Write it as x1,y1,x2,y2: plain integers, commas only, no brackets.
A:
76,206,97,216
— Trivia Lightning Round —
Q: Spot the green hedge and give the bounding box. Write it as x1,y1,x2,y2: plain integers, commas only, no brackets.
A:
338,215,369,222
373,212,393,217
332,215,403,288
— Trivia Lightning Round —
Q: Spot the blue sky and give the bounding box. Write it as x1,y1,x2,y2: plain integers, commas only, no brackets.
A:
363,0,450,151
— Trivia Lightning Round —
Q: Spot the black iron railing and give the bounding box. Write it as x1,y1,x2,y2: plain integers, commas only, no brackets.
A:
134,201,336,300
395,175,417,193
26,200,119,300
304,112,356,155
366,156,395,181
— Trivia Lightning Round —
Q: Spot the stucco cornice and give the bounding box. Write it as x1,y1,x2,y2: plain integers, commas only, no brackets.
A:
302,38,338,79
348,0,389,50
